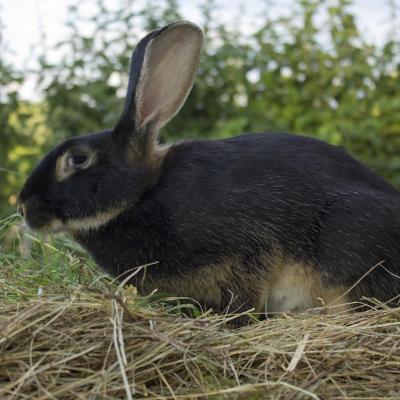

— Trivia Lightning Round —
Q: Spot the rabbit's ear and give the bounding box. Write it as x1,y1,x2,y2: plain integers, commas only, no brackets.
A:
113,21,203,157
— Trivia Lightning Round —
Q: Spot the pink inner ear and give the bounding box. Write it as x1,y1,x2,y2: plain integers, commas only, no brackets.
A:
136,25,203,129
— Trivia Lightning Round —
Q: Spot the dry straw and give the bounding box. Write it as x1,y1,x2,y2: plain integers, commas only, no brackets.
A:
1,283,400,399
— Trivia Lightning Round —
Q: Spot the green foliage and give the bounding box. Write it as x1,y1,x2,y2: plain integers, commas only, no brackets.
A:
0,58,41,216
1,0,400,216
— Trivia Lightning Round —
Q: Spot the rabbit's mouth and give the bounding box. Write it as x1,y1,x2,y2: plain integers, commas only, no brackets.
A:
17,196,63,233
18,195,126,234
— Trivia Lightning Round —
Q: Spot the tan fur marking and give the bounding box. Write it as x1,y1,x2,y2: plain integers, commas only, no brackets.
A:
55,153,68,181
138,258,239,311
55,146,95,182
147,143,170,170
135,253,350,317
66,206,127,232
320,287,351,314
259,258,349,315
35,206,127,234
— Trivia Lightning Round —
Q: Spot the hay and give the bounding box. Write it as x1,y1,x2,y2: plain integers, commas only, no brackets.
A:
1,285,400,400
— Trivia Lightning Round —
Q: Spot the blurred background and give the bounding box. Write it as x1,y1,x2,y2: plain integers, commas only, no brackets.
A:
1,0,399,217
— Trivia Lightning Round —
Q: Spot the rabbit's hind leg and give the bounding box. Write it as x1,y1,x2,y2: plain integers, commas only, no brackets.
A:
312,193,400,308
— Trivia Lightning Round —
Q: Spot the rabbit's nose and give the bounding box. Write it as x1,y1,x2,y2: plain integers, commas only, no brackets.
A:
17,202,25,218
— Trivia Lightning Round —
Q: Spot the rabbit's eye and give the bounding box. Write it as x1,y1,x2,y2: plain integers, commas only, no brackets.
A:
66,154,89,168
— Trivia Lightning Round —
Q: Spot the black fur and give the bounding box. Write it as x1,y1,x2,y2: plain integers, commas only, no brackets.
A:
75,133,400,303
18,22,400,317
19,131,153,229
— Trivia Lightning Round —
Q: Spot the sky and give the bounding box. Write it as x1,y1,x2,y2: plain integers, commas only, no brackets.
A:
1,0,398,99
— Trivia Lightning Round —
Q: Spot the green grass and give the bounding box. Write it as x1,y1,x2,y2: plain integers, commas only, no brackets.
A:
1,214,102,299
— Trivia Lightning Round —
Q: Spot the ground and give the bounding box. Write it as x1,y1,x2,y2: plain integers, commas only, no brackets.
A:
1,215,400,399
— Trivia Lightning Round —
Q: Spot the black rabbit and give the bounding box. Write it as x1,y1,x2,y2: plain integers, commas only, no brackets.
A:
18,21,400,320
